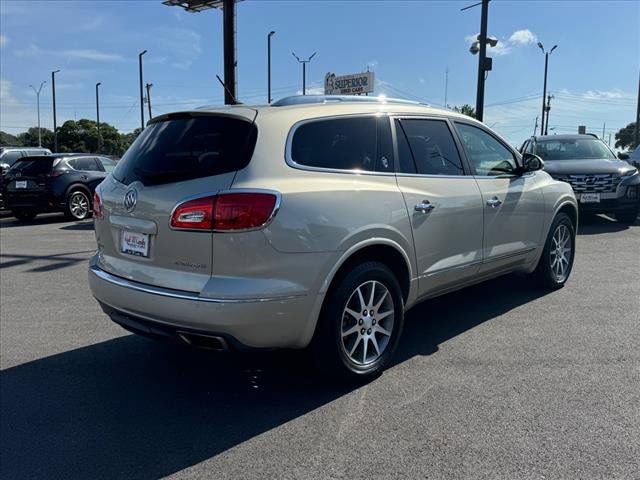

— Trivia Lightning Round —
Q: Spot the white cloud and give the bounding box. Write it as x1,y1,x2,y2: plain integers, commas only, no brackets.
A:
583,89,624,100
0,35,7,47
0,77,38,134
14,43,41,57
509,29,537,45
490,41,511,56
151,28,202,70
61,49,123,62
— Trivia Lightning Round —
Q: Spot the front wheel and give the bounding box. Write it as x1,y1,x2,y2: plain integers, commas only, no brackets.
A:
311,261,404,382
615,207,639,225
532,212,576,289
65,190,91,220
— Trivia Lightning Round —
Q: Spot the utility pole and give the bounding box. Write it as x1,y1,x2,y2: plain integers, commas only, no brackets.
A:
538,42,557,136
222,0,237,105
602,122,605,140
52,70,60,151
544,94,553,135
29,81,46,147
138,50,147,129
444,67,449,108
635,70,640,148
533,116,539,136
475,0,489,121
95,82,101,152
292,52,317,95
145,83,153,120
267,30,275,103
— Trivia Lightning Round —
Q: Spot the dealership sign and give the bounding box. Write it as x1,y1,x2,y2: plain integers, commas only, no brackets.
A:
324,71,375,95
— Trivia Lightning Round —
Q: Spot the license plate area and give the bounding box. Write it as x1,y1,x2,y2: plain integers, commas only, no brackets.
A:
580,193,600,203
15,181,27,189
121,230,150,258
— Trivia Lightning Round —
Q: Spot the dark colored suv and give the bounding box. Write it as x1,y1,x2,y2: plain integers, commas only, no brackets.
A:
2,154,116,221
520,134,639,224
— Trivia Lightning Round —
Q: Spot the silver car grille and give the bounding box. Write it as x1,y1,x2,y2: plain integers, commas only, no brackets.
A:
565,173,622,194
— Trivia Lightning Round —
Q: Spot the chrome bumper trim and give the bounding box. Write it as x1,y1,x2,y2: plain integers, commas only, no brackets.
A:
90,265,305,304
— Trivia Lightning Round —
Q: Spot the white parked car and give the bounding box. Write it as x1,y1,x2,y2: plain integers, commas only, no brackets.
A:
89,96,578,381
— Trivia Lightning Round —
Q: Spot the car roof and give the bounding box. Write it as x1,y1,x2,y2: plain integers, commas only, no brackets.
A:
532,134,600,142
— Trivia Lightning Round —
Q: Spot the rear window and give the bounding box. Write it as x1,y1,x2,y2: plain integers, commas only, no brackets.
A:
8,158,55,176
113,114,257,186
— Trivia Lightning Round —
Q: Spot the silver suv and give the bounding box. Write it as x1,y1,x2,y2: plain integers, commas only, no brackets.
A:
89,96,578,380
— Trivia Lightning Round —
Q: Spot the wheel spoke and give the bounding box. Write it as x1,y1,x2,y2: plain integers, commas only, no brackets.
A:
374,324,392,337
349,336,362,356
342,324,360,338
344,308,361,320
374,290,388,311
362,337,368,363
377,309,393,321
356,287,366,311
368,281,376,307
370,335,380,356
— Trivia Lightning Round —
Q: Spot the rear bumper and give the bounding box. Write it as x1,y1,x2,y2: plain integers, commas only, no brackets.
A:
2,191,62,211
88,261,316,349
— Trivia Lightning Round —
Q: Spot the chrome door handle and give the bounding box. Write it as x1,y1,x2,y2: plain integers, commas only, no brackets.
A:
486,196,502,208
414,200,435,213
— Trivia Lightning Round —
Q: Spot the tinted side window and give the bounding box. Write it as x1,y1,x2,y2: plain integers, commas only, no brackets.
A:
99,157,116,173
398,119,464,175
291,117,378,172
455,123,516,176
72,157,101,171
394,120,416,174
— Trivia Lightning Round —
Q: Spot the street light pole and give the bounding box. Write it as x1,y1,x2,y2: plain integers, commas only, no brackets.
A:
29,81,46,147
635,70,640,148
96,82,101,152
267,30,275,103
292,52,317,95
538,42,557,136
475,0,489,121
52,70,60,151
139,50,147,130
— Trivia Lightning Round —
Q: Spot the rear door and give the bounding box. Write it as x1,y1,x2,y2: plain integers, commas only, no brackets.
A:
393,117,484,298
95,112,258,292
4,157,55,208
70,156,107,191
453,121,545,274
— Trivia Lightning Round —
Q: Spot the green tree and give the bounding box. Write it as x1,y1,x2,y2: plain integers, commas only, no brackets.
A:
120,128,142,152
56,119,127,156
614,122,638,150
452,104,476,118
17,127,55,150
0,131,23,147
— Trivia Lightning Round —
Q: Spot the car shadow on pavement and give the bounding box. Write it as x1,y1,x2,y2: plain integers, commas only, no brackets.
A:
0,250,95,272
0,213,71,228
0,274,551,479
577,213,637,235
59,221,94,231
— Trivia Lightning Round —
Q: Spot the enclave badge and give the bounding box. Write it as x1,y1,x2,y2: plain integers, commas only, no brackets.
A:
124,189,137,212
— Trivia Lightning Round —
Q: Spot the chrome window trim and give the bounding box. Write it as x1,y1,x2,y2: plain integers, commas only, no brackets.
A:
168,188,282,233
90,265,305,303
284,112,397,177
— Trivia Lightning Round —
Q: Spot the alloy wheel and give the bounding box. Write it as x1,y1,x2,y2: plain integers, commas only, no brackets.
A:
340,280,395,366
70,192,89,219
550,224,572,282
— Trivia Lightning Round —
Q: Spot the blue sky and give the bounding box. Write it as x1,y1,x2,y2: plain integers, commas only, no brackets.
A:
1,0,638,147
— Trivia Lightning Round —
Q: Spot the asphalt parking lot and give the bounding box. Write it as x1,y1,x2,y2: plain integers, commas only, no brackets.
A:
1,212,639,479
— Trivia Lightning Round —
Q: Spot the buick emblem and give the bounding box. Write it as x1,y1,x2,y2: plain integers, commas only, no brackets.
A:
124,189,138,212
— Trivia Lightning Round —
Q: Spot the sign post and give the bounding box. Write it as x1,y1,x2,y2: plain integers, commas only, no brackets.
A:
325,71,375,95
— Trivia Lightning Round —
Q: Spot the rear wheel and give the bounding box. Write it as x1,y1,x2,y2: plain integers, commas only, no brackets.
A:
65,190,91,220
532,212,575,289
311,261,404,382
615,206,639,225
12,210,37,222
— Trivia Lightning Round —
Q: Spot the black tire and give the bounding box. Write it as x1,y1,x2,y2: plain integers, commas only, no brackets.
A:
311,261,405,382
615,207,639,225
12,210,37,222
65,190,91,220
532,212,576,290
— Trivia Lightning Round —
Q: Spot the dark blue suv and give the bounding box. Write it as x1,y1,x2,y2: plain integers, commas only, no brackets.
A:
2,154,116,221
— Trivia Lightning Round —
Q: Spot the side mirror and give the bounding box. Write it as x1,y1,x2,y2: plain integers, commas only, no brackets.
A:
618,152,629,160
521,153,544,172
0,163,10,175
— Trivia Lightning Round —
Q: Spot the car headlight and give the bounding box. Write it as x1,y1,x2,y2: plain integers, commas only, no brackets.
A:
621,168,638,177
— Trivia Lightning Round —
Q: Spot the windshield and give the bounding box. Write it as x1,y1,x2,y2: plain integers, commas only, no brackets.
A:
535,138,616,161
7,158,55,176
113,114,257,186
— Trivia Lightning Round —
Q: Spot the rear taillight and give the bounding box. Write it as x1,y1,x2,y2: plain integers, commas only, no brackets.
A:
170,192,278,231
49,170,65,177
93,190,103,219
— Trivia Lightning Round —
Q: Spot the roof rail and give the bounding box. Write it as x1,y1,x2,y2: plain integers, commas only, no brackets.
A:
271,95,422,107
